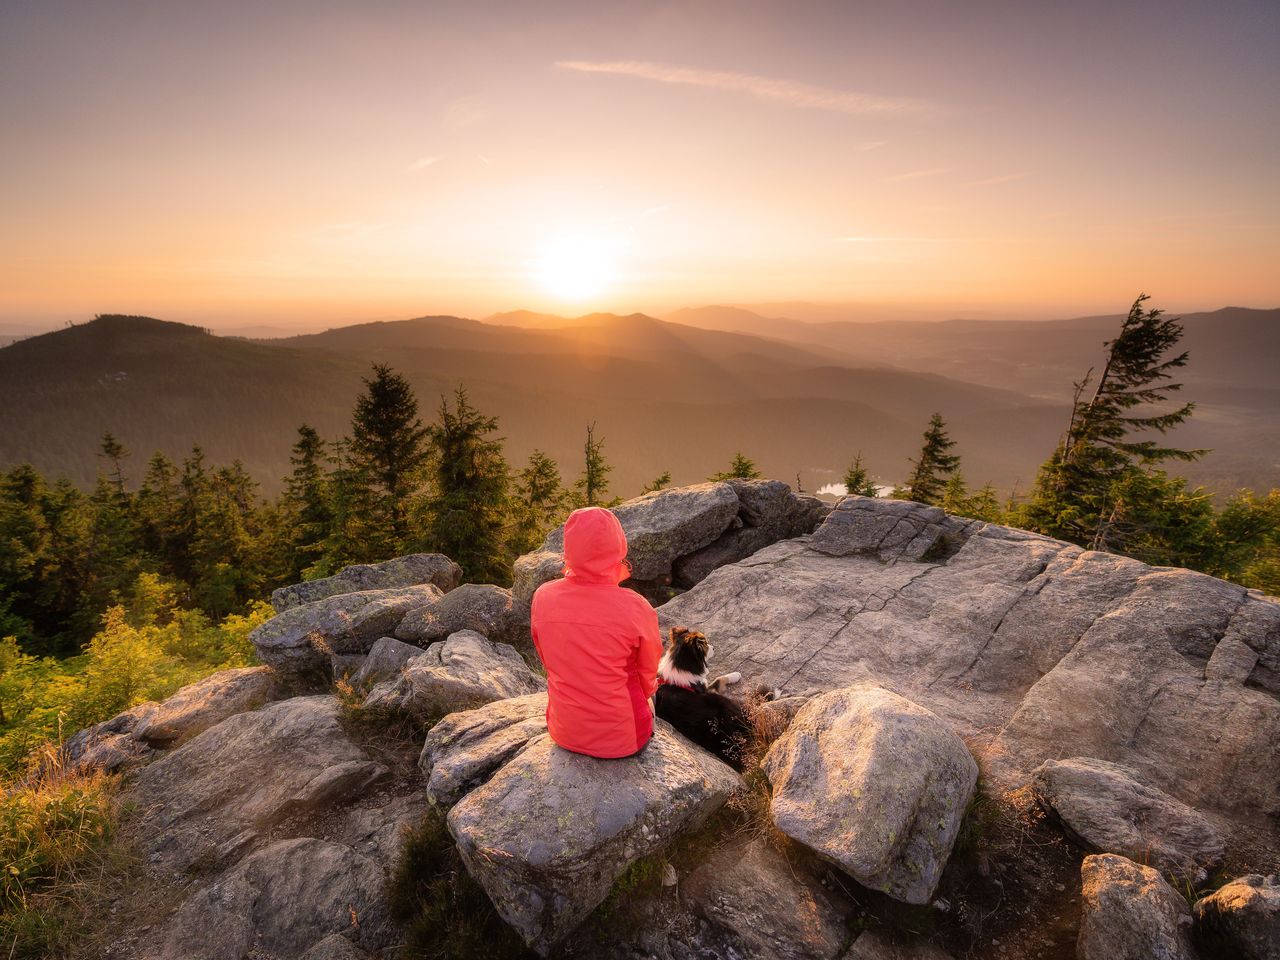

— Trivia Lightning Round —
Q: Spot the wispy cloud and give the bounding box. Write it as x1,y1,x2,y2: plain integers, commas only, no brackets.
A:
965,172,1028,187
406,156,441,172
884,167,948,182
555,60,931,116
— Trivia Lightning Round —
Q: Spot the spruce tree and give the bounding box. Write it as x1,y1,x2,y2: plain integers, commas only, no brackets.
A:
281,425,332,579
642,471,672,494
575,422,613,507
710,452,762,481
1022,295,1204,548
843,453,879,497
422,387,510,582
509,450,569,556
349,364,430,545
99,433,130,495
902,414,960,506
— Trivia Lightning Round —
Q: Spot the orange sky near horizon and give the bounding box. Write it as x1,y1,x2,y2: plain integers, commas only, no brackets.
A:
2,0,1278,331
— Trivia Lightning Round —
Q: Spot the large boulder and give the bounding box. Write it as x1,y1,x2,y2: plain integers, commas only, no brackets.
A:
761,683,978,905
1077,853,1197,960
395,582,529,649
363,630,544,720
657,496,1280,839
133,666,277,747
1031,756,1224,883
843,930,956,959
158,837,393,959
447,723,742,954
126,695,388,871
61,700,159,774
419,692,549,806
349,636,424,688
250,583,443,675
1193,874,1280,960
270,553,461,612
513,482,741,603
680,836,848,960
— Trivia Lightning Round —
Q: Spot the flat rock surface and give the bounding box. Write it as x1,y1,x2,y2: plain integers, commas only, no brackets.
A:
1031,756,1225,882
134,665,277,746
658,495,1280,837
419,692,550,806
126,695,388,872
270,553,461,611
762,683,978,905
1077,853,1196,960
447,723,742,954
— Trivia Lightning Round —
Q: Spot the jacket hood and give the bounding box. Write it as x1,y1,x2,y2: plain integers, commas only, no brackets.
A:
562,507,630,584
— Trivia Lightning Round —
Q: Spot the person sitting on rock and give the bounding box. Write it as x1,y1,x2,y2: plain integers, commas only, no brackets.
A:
530,506,663,758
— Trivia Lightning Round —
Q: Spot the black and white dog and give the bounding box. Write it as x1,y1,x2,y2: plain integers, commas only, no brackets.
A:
654,626,757,769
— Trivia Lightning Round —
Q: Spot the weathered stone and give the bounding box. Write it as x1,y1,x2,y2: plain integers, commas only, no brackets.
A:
126,695,388,871
761,683,977,905
336,792,432,869
1031,756,1224,883
300,935,373,960
447,724,742,954
330,653,366,680
843,929,956,959
61,701,159,774
250,583,443,674
349,636,424,688
1078,853,1196,960
512,549,567,607
270,553,461,612
419,692,549,805
808,495,974,562
395,582,530,649
1193,874,1280,960
158,837,393,959
134,666,277,747
363,630,544,720
680,836,847,960
657,497,1280,837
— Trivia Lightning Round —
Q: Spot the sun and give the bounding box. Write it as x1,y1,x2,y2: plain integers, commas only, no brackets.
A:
533,234,618,301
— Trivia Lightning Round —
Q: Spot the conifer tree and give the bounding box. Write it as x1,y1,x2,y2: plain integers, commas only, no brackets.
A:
710,452,762,481
509,450,569,556
575,422,613,507
843,453,878,497
349,364,430,544
99,433,130,496
901,414,960,506
1022,295,1204,548
281,425,332,579
642,471,672,494
421,387,510,582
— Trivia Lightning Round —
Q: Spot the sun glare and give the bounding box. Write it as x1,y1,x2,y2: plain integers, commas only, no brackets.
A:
533,234,618,301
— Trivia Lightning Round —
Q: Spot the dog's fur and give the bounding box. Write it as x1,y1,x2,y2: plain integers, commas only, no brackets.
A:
653,626,755,769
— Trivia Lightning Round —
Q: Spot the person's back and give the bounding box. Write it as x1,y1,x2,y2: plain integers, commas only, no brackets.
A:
530,507,661,759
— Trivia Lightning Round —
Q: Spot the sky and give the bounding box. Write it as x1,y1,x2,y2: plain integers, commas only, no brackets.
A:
2,0,1278,331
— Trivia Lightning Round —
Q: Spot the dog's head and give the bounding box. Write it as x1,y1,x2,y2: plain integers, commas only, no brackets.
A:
666,625,712,675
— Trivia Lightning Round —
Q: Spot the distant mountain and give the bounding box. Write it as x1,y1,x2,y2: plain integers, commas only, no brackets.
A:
0,313,1067,496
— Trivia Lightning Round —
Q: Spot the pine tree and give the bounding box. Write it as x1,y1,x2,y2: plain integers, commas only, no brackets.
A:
575,422,613,507
421,387,511,582
710,452,762,481
1022,295,1204,549
349,364,430,545
641,471,672,494
99,433,130,495
281,425,332,580
843,453,879,498
509,450,569,556
902,414,960,505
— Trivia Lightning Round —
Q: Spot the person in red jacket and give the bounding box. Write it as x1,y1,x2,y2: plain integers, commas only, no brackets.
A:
530,506,663,759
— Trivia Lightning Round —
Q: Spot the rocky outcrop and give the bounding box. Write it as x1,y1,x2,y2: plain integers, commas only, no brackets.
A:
513,480,828,604
270,553,461,612
447,723,742,954
126,695,388,871
250,583,443,675
658,495,1280,838
419,692,549,805
1031,756,1224,883
1077,853,1196,960
349,636,423,688
680,836,848,960
1193,874,1280,960
761,683,978,905
394,582,530,649
843,930,956,960
61,700,159,774
133,666,277,746
158,837,394,960
362,630,544,720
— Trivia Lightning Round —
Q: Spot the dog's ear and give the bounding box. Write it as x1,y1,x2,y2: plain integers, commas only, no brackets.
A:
690,631,710,657
669,625,690,647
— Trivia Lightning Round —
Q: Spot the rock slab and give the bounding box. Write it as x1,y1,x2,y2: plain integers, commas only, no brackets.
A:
419,692,550,806
270,553,461,611
762,683,978,905
1077,853,1196,960
134,666,277,747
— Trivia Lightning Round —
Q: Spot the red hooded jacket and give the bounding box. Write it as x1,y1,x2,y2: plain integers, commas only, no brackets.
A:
530,507,663,758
